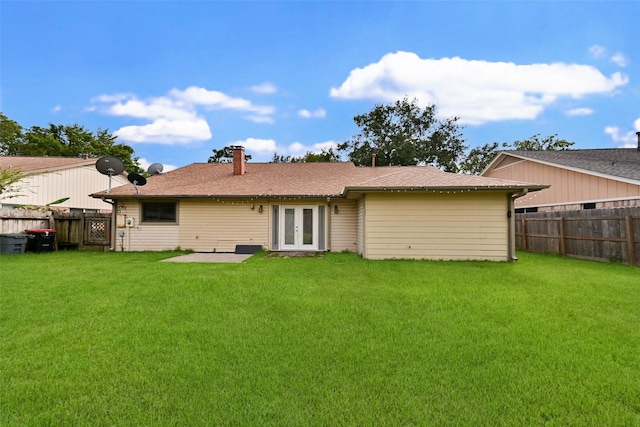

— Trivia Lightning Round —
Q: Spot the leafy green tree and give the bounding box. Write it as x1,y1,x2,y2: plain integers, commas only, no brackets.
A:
270,153,292,163
0,113,25,155
460,134,575,175
209,147,233,163
270,147,341,163
337,97,466,171
208,146,252,163
512,134,574,151
301,147,341,163
0,166,25,200
0,113,143,174
460,142,509,175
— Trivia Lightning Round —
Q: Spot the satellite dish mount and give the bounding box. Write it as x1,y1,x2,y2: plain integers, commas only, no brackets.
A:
95,156,125,193
127,173,147,194
147,163,164,176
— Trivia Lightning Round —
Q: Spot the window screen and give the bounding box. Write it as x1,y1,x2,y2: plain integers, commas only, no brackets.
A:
142,202,177,223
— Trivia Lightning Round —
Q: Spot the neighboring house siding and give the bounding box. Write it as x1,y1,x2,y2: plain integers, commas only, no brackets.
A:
363,192,508,261
486,160,640,209
329,200,358,252
115,200,180,251
3,166,127,211
178,199,269,252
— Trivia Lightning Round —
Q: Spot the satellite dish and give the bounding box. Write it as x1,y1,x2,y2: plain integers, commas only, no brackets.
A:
128,173,147,186
95,156,125,175
147,163,164,175
127,173,147,194
95,156,125,193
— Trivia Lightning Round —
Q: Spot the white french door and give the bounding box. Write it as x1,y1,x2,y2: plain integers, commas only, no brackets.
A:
281,206,318,250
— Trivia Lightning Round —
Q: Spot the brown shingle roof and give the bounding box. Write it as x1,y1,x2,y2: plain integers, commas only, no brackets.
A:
94,162,547,199
0,156,97,173
345,166,544,190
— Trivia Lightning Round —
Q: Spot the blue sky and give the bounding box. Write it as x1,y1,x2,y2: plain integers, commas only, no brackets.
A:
1,1,638,172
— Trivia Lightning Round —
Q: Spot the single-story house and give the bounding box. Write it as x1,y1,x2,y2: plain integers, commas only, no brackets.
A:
482,134,640,212
0,156,129,212
91,147,547,261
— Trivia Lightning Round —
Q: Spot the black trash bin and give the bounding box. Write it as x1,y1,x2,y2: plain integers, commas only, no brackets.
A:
0,234,28,255
25,229,57,253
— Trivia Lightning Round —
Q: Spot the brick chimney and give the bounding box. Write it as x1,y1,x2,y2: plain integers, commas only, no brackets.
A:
232,146,246,175
636,131,640,152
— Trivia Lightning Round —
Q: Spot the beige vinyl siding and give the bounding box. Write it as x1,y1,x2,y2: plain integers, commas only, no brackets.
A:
487,160,640,207
114,200,179,251
363,192,508,261
5,165,128,211
329,200,358,252
178,199,269,252
356,197,365,256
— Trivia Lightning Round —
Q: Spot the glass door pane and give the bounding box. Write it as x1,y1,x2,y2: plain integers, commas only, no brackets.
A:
284,208,295,245
302,208,313,245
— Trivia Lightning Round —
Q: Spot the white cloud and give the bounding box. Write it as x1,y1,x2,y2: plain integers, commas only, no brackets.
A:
92,93,135,103
610,52,628,67
52,105,62,113
566,107,593,116
245,115,275,124
93,86,276,145
287,140,338,156
114,118,212,145
604,118,640,147
250,82,277,94
589,44,606,58
589,45,628,67
298,108,326,119
228,139,339,160
108,97,196,121
330,51,628,125
288,142,306,153
230,137,277,153
170,86,274,115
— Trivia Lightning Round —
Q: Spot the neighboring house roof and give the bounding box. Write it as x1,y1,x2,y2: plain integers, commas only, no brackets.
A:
1,156,129,211
93,162,547,199
0,156,98,173
485,149,640,184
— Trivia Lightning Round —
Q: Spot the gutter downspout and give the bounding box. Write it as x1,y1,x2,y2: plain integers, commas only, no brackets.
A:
508,189,528,261
327,198,332,252
101,196,117,251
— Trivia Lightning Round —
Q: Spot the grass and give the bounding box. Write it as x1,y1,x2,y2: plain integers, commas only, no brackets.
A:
1,250,639,426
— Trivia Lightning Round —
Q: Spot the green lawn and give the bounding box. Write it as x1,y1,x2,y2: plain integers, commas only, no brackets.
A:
1,251,638,426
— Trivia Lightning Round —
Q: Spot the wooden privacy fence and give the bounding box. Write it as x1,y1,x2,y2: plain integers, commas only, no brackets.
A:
0,209,111,251
515,206,640,266
0,208,54,233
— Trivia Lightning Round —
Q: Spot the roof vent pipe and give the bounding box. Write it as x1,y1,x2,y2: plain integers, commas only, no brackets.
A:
636,131,640,152
372,153,376,168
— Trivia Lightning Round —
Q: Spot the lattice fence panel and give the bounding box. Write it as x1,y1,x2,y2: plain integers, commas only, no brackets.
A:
84,218,111,245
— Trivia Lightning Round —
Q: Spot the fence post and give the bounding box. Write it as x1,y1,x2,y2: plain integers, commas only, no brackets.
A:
625,216,636,266
79,213,86,250
522,217,528,251
560,217,567,256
